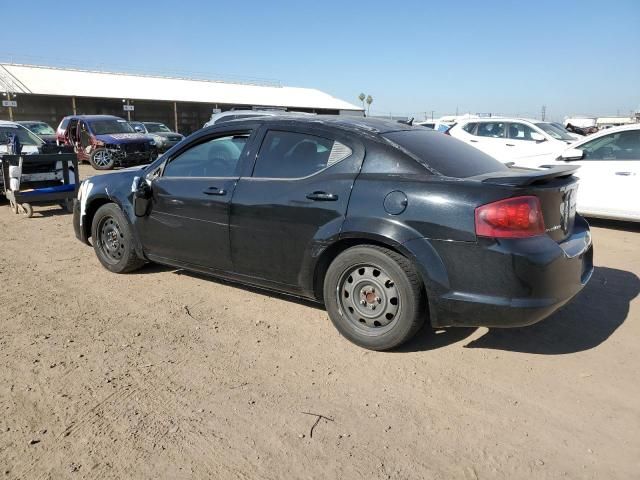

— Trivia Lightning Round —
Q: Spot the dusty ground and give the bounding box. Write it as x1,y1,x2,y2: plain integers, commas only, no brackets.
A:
1,165,639,479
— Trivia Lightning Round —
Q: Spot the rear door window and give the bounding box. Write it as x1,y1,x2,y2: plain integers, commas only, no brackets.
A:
383,129,507,178
507,122,538,141
253,130,352,178
476,122,506,138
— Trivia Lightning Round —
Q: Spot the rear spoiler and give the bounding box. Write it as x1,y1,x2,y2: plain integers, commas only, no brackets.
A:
476,165,579,187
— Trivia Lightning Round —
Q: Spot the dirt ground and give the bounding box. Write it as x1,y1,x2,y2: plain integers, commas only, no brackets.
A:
1,165,639,479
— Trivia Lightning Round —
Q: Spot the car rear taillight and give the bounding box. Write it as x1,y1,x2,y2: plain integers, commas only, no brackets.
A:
475,196,545,238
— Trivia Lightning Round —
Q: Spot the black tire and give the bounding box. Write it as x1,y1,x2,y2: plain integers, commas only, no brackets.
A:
91,203,144,273
323,245,426,351
90,148,115,170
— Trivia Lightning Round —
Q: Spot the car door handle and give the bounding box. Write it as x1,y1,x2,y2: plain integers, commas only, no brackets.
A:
469,139,478,143
506,144,515,147
615,171,634,176
202,187,227,195
306,191,338,201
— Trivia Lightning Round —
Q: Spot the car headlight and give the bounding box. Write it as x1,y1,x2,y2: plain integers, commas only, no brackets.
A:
148,138,156,146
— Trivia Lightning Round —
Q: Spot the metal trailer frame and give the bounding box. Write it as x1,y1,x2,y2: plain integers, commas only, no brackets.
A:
1,154,79,218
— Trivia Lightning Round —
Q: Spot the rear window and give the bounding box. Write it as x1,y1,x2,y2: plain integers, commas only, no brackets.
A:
382,129,508,178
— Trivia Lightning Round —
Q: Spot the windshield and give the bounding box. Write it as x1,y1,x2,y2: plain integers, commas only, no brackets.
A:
535,123,575,141
23,122,55,135
145,123,172,133
383,129,507,178
0,125,45,146
90,119,135,135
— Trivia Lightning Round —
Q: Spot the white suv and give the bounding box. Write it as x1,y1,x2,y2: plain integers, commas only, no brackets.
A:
448,117,576,166
204,110,312,128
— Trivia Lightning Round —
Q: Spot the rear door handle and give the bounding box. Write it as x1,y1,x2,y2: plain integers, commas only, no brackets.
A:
615,171,634,176
203,187,227,196
306,191,338,201
470,139,478,143
506,144,515,147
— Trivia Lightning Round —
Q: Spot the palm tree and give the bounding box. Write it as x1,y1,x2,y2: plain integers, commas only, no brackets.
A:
358,93,366,111
366,95,373,117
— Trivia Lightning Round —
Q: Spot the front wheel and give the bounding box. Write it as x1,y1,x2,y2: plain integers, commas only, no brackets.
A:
91,203,144,273
90,149,115,170
324,245,426,351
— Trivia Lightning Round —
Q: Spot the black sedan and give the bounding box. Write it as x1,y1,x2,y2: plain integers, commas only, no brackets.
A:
73,116,593,350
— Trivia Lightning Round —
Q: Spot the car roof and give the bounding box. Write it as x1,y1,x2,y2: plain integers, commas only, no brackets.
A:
224,115,415,135
458,117,542,124
16,120,49,124
573,123,640,144
65,115,126,121
0,120,23,127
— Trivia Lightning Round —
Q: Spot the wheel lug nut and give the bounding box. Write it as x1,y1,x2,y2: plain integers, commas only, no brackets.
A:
360,300,367,306
375,297,381,303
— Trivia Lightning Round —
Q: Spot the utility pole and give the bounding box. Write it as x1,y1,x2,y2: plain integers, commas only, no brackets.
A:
7,91,13,121
541,105,546,121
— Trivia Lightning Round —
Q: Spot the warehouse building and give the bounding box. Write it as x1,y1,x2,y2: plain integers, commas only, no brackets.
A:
0,63,363,134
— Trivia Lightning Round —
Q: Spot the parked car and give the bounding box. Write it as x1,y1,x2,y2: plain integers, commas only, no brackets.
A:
550,122,582,141
535,124,640,222
204,109,312,128
73,116,593,350
0,120,75,194
0,120,46,155
56,115,157,170
16,121,57,145
415,120,451,133
129,122,184,152
449,117,576,167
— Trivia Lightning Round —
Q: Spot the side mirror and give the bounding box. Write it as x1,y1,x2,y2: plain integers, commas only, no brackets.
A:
531,132,546,142
560,148,584,161
133,177,152,217
133,126,144,133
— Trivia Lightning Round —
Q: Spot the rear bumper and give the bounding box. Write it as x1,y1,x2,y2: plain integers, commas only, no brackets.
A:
408,215,594,328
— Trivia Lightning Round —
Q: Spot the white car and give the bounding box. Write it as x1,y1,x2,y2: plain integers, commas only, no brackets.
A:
415,120,451,133
204,110,312,128
449,117,575,166
0,120,43,155
538,124,640,222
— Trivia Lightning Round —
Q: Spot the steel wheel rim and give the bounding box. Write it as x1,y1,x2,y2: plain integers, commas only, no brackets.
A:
337,263,401,334
98,216,125,263
94,150,112,167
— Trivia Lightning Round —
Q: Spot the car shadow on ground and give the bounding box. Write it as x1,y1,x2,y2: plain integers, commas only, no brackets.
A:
136,263,325,311
462,266,639,354
135,264,638,355
586,217,640,233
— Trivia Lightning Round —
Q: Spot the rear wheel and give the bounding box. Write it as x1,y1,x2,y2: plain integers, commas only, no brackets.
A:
90,149,115,170
91,203,144,273
323,245,426,350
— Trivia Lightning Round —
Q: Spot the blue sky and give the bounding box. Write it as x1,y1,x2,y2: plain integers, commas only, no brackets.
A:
1,0,638,121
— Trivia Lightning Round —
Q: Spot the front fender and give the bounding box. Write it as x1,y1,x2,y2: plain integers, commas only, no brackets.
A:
76,175,145,259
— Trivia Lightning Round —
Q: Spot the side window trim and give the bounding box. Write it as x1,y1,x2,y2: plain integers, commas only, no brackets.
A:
160,129,253,179
250,128,353,180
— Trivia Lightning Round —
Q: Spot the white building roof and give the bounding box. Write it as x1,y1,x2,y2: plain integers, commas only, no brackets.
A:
0,63,362,112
